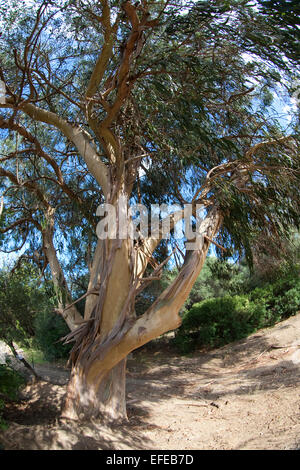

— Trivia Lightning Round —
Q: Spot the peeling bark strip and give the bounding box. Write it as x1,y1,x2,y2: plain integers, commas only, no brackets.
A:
62,208,222,420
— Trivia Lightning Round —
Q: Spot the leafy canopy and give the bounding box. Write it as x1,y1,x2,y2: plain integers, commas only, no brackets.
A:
0,0,299,284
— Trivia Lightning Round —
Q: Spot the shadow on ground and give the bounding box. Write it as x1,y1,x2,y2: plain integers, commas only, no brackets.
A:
1,314,299,449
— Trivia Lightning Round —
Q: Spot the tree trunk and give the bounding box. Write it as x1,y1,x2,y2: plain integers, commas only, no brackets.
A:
62,236,134,421
62,359,127,421
43,227,83,331
62,208,222,422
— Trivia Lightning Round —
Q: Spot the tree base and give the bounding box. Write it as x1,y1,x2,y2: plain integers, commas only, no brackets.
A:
62,359,127,422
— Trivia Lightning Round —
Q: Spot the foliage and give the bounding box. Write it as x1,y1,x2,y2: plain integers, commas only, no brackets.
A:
257,0,300,62
0,261,70,362
249,231,300,283
183,257,250,310
20,346,47,366
174,263,300,354
0,0,299,277
0,360,25,429
249,271,300,319
33,309,72,362
0,263,49,346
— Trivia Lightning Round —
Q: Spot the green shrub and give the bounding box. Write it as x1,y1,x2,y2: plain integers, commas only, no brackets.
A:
183,258,250,310
273,285,300,319
0,264,46,347
34,309,72,362
249,275,300,323
174,295,252,352
173,272,300,354
249,284,274,304
0,361,25,429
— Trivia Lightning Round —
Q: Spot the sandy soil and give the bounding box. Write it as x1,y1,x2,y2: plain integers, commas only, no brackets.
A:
1,314,300,450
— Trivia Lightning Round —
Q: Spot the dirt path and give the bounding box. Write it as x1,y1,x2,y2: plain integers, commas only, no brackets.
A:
1,314,300,450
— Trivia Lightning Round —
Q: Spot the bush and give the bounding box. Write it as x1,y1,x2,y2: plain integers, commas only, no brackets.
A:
34,309,72,362
249,275,300,323
0,361,25,429
183,258,250,310
174,296,255,352
274,285,300,319
0,262,72,363
0,263,46,347
173,272,300,354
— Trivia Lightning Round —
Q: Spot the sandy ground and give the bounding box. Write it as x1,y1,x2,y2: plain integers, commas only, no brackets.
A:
1,314,300,450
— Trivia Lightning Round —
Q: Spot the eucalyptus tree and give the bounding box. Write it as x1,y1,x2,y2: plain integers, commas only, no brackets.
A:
0,0,299,421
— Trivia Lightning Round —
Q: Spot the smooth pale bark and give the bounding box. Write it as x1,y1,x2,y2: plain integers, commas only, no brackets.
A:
84,239,104,320
18,102,110,197
43,230,83,331
62,208,222,421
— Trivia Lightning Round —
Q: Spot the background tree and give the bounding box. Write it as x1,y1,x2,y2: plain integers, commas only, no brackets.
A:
0,0,299,421
0,262,50,379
